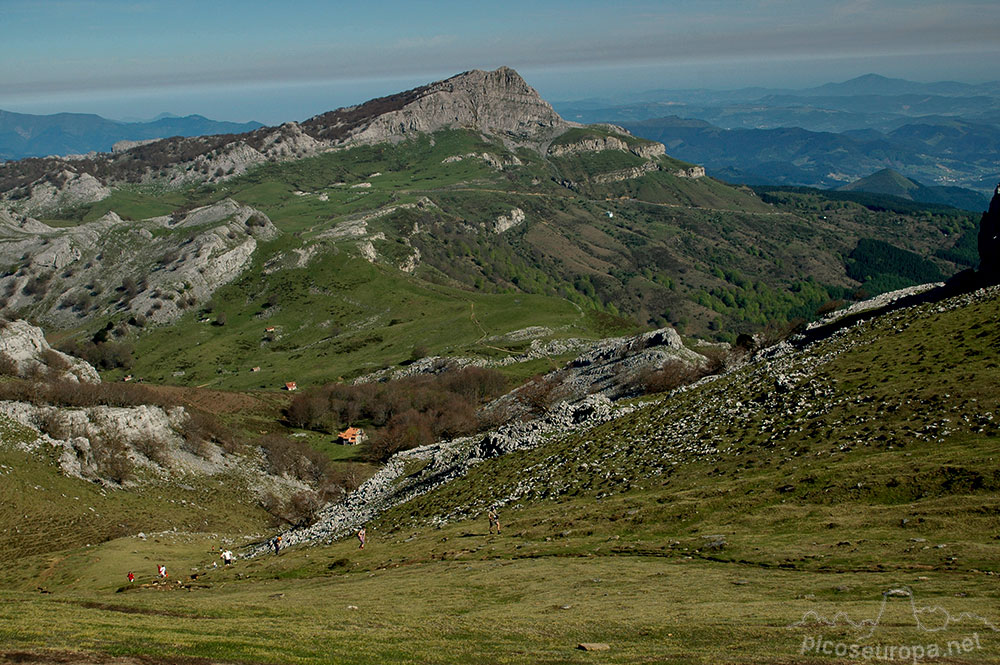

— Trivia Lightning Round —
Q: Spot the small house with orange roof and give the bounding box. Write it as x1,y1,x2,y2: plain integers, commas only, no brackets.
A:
337,426,366,445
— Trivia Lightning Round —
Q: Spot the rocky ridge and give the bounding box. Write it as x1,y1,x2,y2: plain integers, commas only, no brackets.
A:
414,283,1000,525
252,325,705,555
0,199,279,326
351,326,705,405
0,398,310,502
249,394,635,555
0,67,696,217
0,67,575,214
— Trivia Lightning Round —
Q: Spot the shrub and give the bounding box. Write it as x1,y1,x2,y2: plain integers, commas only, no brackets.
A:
816,299,846,316
635,360,702,395
258,433,329,483
40,348,70,373
0,352,18,377
133,435,173,468
58,339,133,371
364,409,434,462
91,430,134,485
158,249,180,266
21,272,52,297
180,410,237,455
517,373,567,415
285,367,507,446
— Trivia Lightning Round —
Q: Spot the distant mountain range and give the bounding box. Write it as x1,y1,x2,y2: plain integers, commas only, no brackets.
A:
0,110,263,161
555,73,1000,198
617,115,996,206
557,74,1000,125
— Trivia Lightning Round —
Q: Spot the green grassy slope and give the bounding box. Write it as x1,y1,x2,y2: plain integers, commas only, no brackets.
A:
1,288,998,663
0,414,273,566
384,285,1000,572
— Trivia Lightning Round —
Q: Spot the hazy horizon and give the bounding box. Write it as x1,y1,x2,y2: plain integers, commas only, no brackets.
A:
3,0,999,125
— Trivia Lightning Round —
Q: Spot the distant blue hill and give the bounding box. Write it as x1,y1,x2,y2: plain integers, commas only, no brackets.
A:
0,110,264,161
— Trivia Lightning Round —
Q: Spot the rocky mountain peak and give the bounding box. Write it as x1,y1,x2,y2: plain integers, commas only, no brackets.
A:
303,66,568,146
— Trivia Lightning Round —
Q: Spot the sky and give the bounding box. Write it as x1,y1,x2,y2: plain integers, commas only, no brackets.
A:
3,0,1000,125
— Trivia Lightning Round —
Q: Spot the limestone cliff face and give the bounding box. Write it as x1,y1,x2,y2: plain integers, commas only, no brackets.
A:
17,171,111,214
547,134,666,160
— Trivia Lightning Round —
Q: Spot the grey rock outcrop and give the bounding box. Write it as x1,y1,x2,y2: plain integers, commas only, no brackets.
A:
16,171,111,214
344,67,568,146
0,199,278,326
0,399,311,504
0,319,100,383
112,138,161,153
547,133,665,160
493,208,525,233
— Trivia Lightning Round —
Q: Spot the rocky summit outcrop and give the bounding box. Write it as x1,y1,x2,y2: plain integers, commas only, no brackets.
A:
308,67,569,148
978,183,1000,282
548,132,665,160
0,319,100,383
15,171,111,213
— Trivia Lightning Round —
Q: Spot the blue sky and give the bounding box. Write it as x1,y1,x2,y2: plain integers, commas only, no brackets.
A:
3,0,999,124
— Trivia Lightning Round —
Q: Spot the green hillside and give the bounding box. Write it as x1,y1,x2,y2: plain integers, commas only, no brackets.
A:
1,281,998,664
4,126,979,395
841,168,920,199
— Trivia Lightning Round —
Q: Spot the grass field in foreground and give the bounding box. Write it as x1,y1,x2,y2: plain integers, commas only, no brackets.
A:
0,510,998,665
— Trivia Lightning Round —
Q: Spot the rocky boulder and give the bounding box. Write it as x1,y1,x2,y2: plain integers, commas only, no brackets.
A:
0,319,100,383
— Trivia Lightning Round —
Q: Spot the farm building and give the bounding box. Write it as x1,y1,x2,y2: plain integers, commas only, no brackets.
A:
338,427,366,445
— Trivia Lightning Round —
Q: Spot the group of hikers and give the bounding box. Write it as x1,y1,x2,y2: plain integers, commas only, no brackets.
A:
125,508,503,583
126,546,234,584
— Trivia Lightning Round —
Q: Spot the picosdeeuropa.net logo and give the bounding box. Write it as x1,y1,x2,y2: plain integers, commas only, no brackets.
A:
788,586,998,663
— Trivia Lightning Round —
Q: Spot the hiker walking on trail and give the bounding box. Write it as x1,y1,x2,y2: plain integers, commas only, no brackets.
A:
357,526,366,549
157,564,167,579
273,536,282,555
221,549,233,566
488,507,501,535
127,571,134,583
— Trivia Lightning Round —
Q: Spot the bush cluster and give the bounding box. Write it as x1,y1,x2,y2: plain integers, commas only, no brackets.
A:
286,366,509,462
